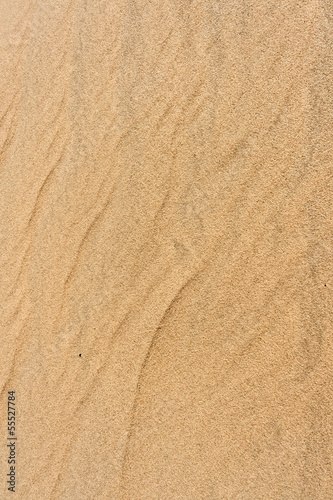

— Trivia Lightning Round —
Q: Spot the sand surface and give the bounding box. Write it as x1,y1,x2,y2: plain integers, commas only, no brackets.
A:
1,1,333,498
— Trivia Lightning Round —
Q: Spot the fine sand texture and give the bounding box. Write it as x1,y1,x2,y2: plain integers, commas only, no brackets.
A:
1,1,333,499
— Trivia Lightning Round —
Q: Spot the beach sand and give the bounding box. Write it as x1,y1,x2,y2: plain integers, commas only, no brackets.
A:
1,1,332,498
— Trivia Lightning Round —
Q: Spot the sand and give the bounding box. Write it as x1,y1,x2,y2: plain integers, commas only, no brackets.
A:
0,1,332,498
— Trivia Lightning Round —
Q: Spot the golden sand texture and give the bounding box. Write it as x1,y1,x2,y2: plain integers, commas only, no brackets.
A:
0,1,333,498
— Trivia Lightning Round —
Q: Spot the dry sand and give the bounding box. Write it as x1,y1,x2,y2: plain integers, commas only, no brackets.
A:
1,1,333,498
